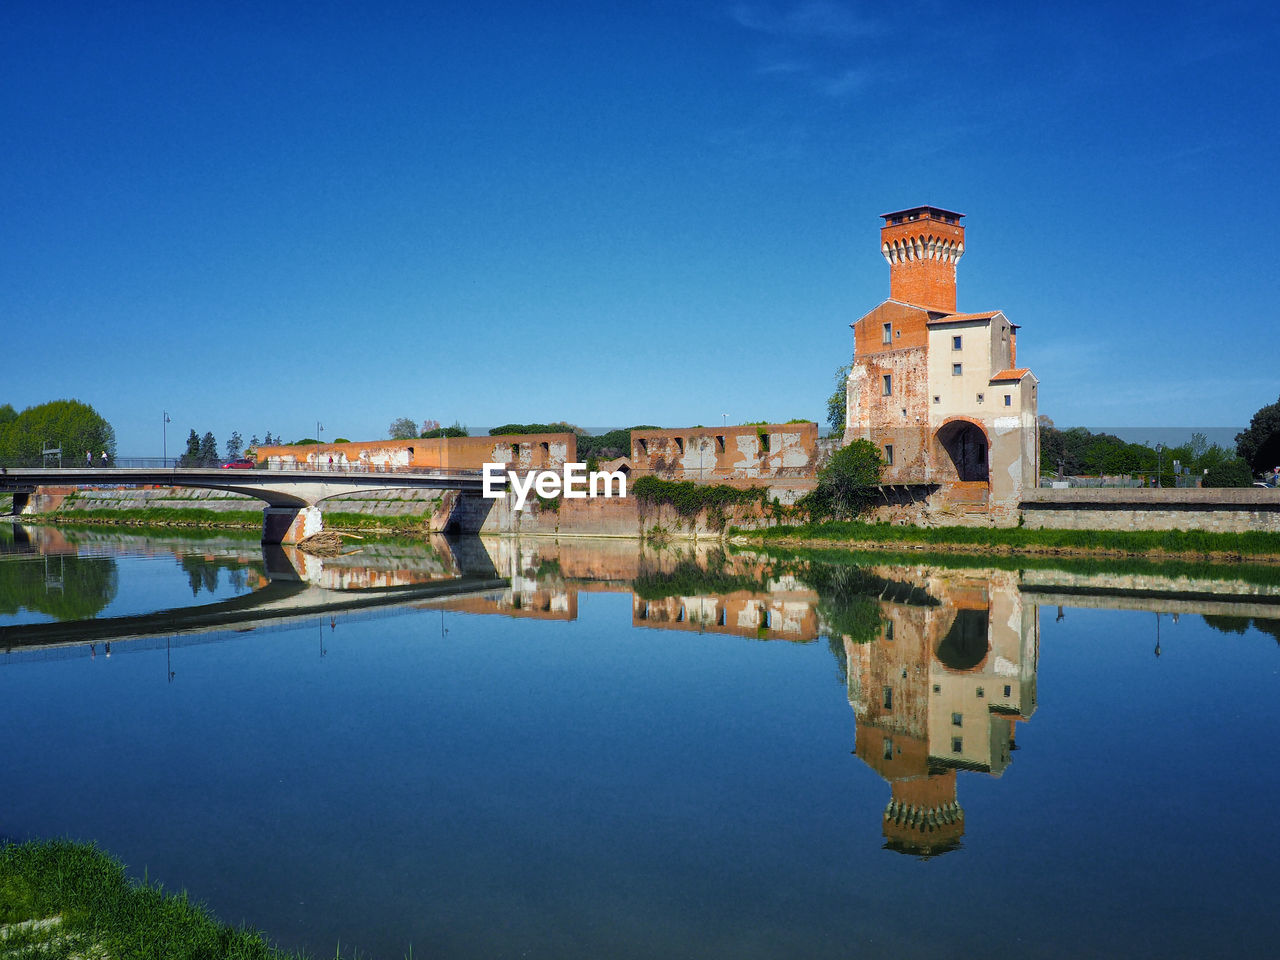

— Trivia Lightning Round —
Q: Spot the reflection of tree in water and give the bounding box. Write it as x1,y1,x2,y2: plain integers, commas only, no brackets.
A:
1203,614,1280,644
178,554,258,597
632,550,771,601
180,555,221,596
794,559,940,683
0,555,118,621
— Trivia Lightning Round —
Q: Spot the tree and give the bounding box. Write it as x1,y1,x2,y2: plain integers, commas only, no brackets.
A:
421,421,469,439
826,363,850,433
388,417,417,440
1202,459,1253,488
225,431,243,460
177,429,200,466
804,439,884,520
1236,396,1280,475
199,431,219,466
0,399,115,465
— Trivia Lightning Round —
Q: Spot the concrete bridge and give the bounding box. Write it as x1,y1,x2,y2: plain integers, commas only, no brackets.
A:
0,467,502,542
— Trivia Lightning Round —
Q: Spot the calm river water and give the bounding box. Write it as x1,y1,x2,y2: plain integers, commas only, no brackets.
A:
2,524,1278,959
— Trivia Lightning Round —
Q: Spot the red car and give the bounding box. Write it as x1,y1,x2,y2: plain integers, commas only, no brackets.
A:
221,458,256,469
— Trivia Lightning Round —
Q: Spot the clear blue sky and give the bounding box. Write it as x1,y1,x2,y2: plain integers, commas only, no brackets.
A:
4,1,1277,455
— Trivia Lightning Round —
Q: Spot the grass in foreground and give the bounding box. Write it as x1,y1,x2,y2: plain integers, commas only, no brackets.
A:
0,839,310,959
733,519,1280,559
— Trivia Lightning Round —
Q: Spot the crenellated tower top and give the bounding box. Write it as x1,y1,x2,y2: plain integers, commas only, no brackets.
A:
880,206,965,312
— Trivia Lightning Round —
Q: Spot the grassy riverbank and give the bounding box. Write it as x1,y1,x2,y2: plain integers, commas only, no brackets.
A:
22,507,435,536
0,839,316,959
735,541,1280,588
732,520,1280,563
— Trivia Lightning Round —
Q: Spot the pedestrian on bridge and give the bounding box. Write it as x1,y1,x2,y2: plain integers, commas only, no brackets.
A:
100,450,108,467
85,450,92,468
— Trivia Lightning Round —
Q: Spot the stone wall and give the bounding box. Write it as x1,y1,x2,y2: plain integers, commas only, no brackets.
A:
1019,488,1280,533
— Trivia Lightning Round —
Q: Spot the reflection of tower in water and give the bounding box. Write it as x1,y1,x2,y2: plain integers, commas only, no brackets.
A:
845,570,1038,857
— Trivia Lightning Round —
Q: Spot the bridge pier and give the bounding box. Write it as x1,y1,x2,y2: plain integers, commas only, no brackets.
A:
262,505,323,545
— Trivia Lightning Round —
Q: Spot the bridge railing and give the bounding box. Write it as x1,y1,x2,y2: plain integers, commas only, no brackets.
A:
258,461,487,477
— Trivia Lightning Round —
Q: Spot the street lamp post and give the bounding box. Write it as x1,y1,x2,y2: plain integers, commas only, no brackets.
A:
163,411,171,466
1156,443,1164,488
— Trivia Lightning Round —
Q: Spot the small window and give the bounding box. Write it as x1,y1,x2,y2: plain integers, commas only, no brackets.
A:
951,712,963,727
675,437,684,455
884,444,894,466
715,435,725,453
883,686,893,709
976,393,984,404
882,322,892,344
952,335,962,350
676,605,685,623
511,443,521,457
636,439,648,456
884,619,894,641
1004,394,1012,406
716,607,726,626
637,602,648,620
1004,684,1012,697
759,432,770,454
933,395,940,404
882,374,892,396
883,738,894,760
952,737,963,753
932,684,941,694
976,686,984,698
952,363,962,376
540,441,549,456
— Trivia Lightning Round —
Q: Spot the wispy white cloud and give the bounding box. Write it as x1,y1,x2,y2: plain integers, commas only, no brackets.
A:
820,67,867,97
731,1,879,42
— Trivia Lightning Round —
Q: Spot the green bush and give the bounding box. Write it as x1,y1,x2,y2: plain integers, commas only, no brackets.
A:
800,439,883,520
1202,459,1254,488
631,476,768,530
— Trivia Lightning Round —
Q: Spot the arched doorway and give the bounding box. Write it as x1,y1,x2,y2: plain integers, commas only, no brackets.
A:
934,419,989,482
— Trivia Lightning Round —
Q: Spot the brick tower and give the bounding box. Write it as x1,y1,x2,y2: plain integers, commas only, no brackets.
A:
880,206,965,312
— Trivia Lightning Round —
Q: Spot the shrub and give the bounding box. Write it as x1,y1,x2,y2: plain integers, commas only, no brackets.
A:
1202,459,1254,488
801,439,884,520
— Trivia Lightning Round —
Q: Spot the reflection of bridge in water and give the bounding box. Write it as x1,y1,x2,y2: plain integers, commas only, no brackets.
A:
0,530,507,653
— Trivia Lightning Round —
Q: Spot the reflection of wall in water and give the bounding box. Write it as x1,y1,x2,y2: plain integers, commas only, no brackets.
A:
845,568,1038,856
633,583,820,642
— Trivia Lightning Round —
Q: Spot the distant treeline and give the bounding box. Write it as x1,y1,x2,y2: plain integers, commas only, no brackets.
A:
488,423,658,461
1039,420,1250,485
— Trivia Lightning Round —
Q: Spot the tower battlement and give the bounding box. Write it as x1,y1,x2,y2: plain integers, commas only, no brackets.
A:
880,206,965,312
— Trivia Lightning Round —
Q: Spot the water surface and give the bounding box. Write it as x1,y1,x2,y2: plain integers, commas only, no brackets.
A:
2,525,1277,958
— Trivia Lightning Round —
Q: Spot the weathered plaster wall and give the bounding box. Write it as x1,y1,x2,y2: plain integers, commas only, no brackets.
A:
629,423,819,481
256,433,576,471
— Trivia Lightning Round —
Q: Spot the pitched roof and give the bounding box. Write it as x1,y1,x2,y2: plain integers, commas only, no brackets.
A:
925,311,1002,325
989,368,1032,382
